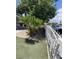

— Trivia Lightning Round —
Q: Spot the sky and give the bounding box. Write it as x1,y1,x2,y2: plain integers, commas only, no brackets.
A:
56,0,62,9
49,0,62,24
51,0,62,24
49,8,62,23
16,0,20,6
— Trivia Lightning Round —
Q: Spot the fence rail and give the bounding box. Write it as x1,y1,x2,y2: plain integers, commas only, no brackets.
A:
45,24,62,59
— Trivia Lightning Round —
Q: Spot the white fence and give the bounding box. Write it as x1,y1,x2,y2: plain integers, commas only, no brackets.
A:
45,24,62,59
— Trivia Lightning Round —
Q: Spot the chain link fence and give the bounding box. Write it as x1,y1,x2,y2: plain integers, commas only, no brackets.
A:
45,24,62,59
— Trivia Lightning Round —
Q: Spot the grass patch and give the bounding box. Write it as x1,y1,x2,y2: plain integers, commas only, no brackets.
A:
16,37,48,59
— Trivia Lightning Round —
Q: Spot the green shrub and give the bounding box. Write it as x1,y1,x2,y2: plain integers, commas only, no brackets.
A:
21,15,44,28
20,15,44,37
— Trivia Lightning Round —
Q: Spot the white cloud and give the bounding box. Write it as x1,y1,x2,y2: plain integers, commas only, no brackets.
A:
49,8,62,24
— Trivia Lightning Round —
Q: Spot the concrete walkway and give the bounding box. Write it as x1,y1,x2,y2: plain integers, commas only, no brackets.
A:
16,30,29,38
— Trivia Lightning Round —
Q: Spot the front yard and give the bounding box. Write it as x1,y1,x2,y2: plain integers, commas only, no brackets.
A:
16,37,48,59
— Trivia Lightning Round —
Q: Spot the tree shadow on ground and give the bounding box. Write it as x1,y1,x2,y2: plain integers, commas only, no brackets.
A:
30,27,46,40
25,38,39,44
24,27,46,44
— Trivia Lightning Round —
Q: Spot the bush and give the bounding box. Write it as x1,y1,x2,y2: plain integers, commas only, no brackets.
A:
20,15,44,37
21,15,44,28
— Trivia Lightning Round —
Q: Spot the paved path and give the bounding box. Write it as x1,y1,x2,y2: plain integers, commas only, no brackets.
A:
16,30,29,38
